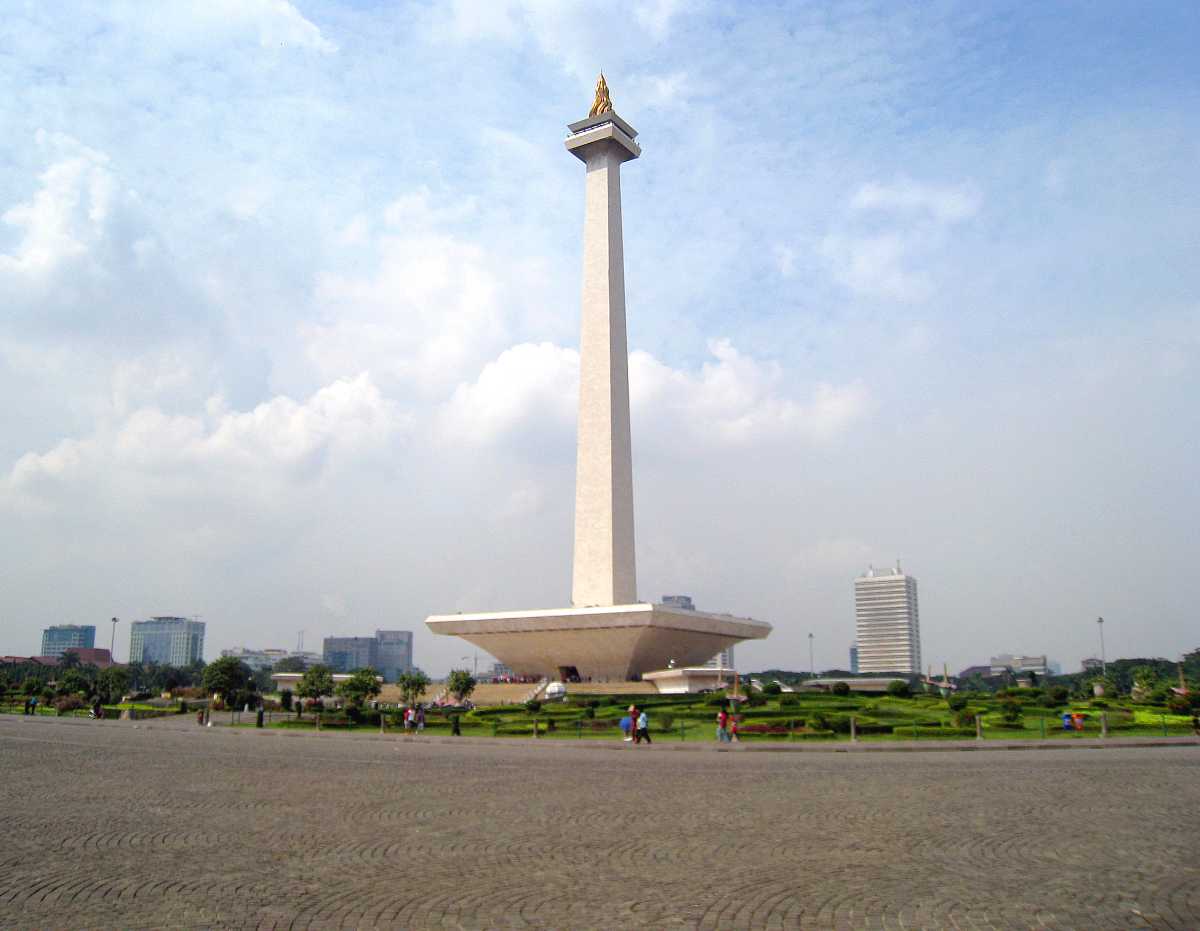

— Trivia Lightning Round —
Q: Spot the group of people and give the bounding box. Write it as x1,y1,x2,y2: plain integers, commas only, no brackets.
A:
715,707,739,742
619,705,651,744
402,705,426,732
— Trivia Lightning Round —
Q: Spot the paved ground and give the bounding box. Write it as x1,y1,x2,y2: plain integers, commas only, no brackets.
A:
1,716,1197,930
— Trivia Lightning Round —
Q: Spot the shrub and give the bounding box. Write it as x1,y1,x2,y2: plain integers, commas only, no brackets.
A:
779,694,800,707
887,680,912,699
280,689,293,711
54,695,85,714
999,700,1024,725
1166,694,1192,715
953,709,977,728
524,699,542,714
762,682,782,696
657,713,674,732
947,694,968,711
831,682,850,696
809,712,831,731
1047,685,1070,705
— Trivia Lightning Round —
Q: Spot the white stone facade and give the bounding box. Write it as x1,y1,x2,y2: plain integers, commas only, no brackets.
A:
853,566,921,674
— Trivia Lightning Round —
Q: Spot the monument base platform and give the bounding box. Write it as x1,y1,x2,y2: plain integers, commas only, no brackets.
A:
425,603,771,682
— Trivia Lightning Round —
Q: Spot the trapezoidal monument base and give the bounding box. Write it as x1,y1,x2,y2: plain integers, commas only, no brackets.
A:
425,603,771,682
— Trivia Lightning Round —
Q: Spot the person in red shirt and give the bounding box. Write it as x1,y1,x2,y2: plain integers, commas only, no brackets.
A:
716,708,728,742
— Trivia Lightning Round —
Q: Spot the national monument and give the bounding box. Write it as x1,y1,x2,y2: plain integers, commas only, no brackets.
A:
426,77,772,681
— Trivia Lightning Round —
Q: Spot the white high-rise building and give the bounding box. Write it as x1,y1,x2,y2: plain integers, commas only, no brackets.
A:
854,565,921,674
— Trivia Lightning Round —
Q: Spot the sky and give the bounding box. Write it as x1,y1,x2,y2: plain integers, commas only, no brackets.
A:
1,0,1197,677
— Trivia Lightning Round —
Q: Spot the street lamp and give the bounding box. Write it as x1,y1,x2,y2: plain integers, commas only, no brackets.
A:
1097,616,1106,676
808,632,815,678
110,617,119,661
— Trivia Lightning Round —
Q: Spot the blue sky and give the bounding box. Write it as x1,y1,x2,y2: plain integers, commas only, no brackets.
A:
1,1,1197,675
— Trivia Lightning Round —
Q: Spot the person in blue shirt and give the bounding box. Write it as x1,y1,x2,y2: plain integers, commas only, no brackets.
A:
619,715,632,741
636,709,650,745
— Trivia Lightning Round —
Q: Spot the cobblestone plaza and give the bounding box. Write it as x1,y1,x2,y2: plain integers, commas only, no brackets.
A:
2,716,1198,930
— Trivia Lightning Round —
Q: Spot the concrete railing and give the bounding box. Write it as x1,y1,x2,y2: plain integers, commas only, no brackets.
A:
523,678,550,704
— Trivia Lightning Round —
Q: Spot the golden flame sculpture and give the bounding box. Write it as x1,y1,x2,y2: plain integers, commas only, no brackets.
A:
588,72,613,117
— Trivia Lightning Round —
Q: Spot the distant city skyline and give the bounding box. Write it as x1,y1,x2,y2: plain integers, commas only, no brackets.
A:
1,3,1197,677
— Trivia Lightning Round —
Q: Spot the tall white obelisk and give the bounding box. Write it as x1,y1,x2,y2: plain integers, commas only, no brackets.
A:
565,75,641,608
426,79,771,681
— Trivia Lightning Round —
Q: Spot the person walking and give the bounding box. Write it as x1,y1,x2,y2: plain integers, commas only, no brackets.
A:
620,714,632,741
627,705,638,743
636,709,651,745
729,713,739,743
415,705,426,734
716,707,728,742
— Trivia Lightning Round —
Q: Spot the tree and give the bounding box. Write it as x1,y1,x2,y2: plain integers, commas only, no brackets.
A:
446,669,477,704
336,668,382,708
96,666,130,703
762,681,782,696
59,650,82,670
56,668,91,697
273,656,308,674
398,669,431,707
831,681,851,696
296,665,335,704
886,680,912,699
251,666,275,694
202,657,253,703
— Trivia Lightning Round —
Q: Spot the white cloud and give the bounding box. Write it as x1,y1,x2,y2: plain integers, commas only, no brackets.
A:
438,342,578,445
632,339,871,445
634,0,686,41
426,0,681,74
439,338,870,449
822,178,981,301
107,0,336,53
850,178,981,222
309,231,508,394
0,132,115,277
623,70,692,111
5,373,401,503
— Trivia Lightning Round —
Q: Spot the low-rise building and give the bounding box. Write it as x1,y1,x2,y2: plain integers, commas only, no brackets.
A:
989,653,1051,677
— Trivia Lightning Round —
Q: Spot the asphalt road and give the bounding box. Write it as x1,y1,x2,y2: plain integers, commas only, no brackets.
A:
1,715,1197,930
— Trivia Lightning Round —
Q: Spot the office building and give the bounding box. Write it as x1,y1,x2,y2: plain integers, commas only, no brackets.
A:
849,643,859,674
322,637,377,674
322,630,414,681
129,617,205,666
374,630,414,681
854,564,922,674
40,625,96,658
662,595,695,611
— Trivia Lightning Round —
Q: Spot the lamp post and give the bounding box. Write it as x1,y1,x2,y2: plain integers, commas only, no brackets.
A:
110,617,118,662
1097,616,1106,676
808,632,815,678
